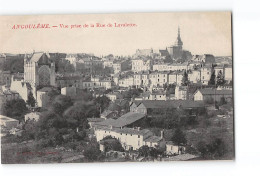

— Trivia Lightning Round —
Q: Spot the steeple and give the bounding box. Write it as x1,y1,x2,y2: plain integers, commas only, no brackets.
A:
175,26,183,48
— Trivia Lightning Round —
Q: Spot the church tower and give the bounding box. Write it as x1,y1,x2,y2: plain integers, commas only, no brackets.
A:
167,26,184,59
174,26,183,49
24,52,56,97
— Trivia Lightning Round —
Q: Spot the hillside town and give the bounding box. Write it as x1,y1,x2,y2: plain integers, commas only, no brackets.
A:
0,27,234,163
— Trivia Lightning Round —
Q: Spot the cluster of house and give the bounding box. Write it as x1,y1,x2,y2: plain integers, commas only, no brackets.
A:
91,99,204,154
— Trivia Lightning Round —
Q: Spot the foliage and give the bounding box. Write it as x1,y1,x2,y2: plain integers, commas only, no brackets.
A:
196,138,227,159
171,128,187,146
63,101,95,129
3,98,28,121
219,97,227,106
208,70,216,86
101,137,124,152
83,139,102,162
138,145,160,158
50,95,73,115
181,71,189,86
122,88,143,99
3,55,24,73
26,91,36,107
74,89,93,102
164,55,173,63
94,96,111,113
216,70,225,86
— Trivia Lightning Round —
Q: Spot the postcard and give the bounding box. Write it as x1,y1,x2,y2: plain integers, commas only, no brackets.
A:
0,12,233,163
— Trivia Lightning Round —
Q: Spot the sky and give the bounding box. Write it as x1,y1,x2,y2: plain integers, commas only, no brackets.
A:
0,12,232,57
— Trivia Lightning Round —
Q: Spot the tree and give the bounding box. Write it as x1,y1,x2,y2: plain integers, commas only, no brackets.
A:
216,70,225,86
138,145,150,157
138,145,159,159
219,96,227,106
164,55,173,63
3,99,27,121
83,140,101,162
26,91,36,107
94,96,111,113
50,95,73,115
197,141,208,158
181,71,189,86
102,136,124,152
64,62,75,73
208,70,216,86
63,101,95,129
171,128,187,146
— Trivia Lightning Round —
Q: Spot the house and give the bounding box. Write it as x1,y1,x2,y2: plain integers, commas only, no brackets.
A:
24,112,41,122
10,74,33,101
56,75,83,89
83,76,112,90
224,66,232,83
165,141,186,155
0,115,19,129
61,87,77,97
135,90,167,101
132,58,152,72
106,92,123,101
95,126,165,151
94,112,146,130
149,71,169,87
200,66,212,85
175,86,188,100
168,70,184,85
193,88,232,102
130,100,204,115
36,87,54,108
188,70,201,83
100,110,118,119
87,118,105,128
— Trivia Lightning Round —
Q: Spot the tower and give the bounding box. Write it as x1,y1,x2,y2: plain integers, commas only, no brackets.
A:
174,26,183,49
24,52,56,98
167,26,184,59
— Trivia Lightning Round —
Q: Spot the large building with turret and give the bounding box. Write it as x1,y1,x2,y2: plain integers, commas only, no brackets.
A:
167,27,192,61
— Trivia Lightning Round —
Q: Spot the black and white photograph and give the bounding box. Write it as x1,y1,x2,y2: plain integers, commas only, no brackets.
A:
0,12,234,164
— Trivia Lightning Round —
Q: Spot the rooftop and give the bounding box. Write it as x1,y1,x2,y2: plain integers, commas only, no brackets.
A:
197,89,232,95
94,112,146,128
134,100,204,109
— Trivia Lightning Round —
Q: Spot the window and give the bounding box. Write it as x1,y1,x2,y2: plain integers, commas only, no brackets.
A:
138,135,140,138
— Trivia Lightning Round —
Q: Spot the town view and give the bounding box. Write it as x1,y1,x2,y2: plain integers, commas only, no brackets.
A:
0,25,233,163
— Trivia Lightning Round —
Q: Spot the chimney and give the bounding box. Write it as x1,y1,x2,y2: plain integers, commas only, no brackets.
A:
137,127,140,131
160,130,164,139
76,127,79,133
110,125,113,130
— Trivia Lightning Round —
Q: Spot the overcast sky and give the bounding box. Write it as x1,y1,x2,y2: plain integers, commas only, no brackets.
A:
0,12,232,57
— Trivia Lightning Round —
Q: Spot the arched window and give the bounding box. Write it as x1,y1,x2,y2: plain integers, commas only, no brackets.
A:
38,65,51,86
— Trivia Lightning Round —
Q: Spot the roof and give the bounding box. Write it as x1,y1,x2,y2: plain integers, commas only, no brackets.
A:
94,112,146,128
197,89,232,95
100,110,113,117
0,115,19,122
137,100,204,109
116,128,151,136
25,112,41,116
159,50,169,56
28,52,50,62
37,87,54,92
144,136,162,143
87,118,105,122
165,141,186,146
